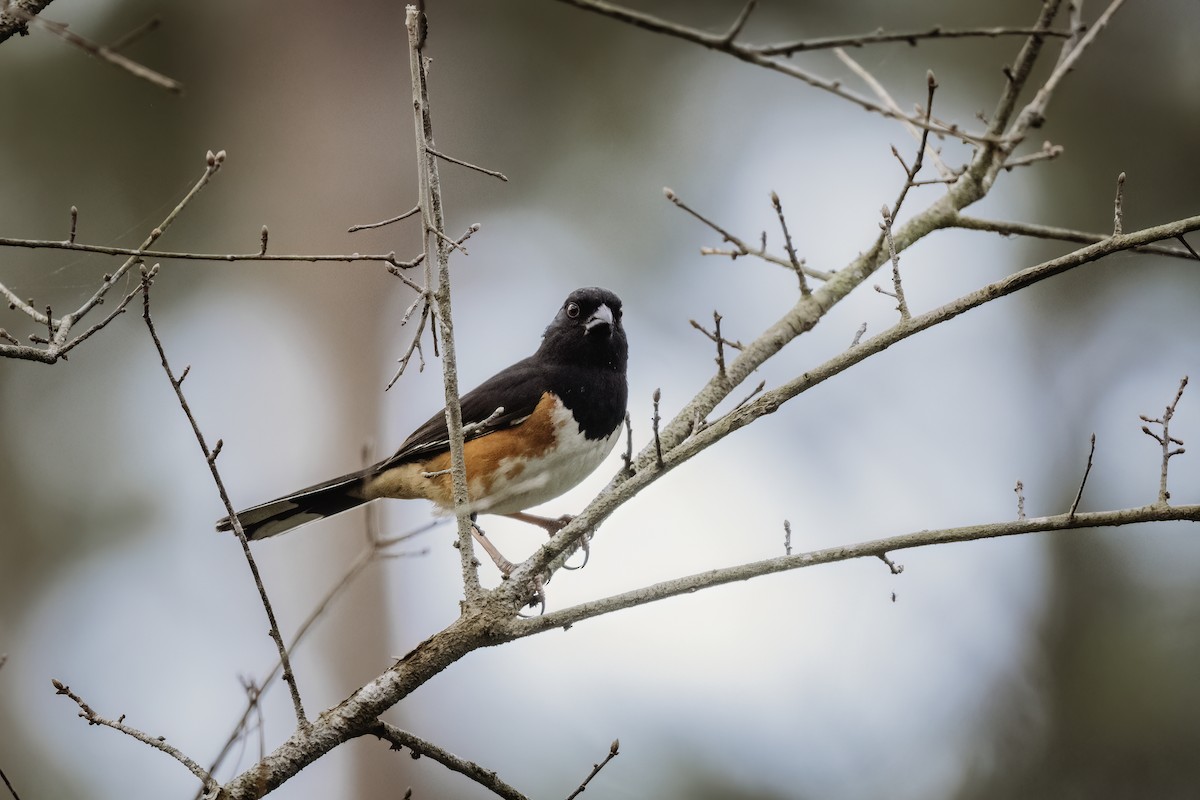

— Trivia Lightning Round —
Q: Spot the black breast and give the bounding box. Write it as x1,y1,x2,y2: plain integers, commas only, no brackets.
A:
549,364,628,440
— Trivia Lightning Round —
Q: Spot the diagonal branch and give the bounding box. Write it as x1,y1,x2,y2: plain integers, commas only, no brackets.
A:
368,721,530,800
141,267,308,731
515,213,1200,581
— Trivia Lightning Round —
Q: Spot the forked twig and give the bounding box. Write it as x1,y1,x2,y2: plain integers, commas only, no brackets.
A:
1140,377,1189,506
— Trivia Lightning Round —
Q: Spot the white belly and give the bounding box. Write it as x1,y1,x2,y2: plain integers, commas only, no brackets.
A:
475,400,621,515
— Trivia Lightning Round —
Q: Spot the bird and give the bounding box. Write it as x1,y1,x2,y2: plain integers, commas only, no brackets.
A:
216,287,628,566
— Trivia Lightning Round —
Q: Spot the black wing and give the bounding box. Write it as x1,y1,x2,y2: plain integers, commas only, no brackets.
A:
374,355,548,470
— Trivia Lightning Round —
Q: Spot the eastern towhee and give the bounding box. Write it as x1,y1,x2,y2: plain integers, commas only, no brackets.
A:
216,287,628,566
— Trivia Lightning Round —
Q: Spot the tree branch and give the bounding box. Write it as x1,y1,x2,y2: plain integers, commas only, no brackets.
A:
513,503,1200,635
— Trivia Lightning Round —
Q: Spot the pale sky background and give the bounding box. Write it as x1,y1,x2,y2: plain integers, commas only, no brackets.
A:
2,1,1199,798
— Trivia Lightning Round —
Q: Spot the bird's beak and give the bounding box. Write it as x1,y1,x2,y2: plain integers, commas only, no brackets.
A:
585,303,614,333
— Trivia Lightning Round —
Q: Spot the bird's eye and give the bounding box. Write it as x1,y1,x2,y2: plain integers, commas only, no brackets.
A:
565,302,581,319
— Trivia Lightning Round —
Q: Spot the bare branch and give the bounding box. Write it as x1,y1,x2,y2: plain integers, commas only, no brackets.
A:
754,23,1076,56
952,214,1197,260
51,679,218,795
5,5,182,92
516,503,1200,635
555,0,999,143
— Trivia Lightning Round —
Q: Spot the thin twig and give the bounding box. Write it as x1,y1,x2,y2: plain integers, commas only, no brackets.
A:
348,205,421,233
834,50,954,180
565,738,620,800
652,388,664,469
732,379,766,412
0,763,19,800
689,312,744,379
771,191,811,295
754,23,1075,56
621,412,634,476
140,267,307,730
51,679,218,795
850,322,868,347
1068,433,1097,519
426,146,508,181
1113,171,1126,236
1001,140,1064,171
108,15,161,51
1176,235,1200,261
1015,479,1026,520
783,520,792,556
718,0,756,45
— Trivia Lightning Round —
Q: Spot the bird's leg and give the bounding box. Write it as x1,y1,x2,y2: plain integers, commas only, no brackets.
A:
503,511,591,570
503,510,574,534
470,517,517,577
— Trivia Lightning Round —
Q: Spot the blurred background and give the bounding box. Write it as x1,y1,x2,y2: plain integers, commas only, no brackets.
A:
1,1,1199,797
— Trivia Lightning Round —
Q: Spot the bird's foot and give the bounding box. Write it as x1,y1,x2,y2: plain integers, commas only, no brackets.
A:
471,521,517,577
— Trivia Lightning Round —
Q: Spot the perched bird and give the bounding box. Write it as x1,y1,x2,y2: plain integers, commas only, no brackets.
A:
216,287,628,558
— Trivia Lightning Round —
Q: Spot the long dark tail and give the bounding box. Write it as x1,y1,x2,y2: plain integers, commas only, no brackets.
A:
215,472,368,540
